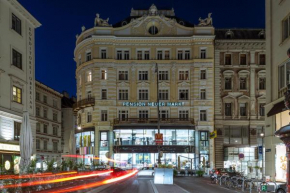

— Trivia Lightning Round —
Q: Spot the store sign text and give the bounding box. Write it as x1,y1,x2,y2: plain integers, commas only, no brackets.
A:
122,102,185,107
0,143,20,151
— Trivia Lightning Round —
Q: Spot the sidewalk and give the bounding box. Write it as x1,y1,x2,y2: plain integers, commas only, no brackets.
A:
150,180,189,193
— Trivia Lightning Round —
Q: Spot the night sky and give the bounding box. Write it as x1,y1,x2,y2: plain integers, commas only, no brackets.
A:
18,0,265,96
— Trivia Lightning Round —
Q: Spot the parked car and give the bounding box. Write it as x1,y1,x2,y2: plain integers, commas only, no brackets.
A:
276,183,286,193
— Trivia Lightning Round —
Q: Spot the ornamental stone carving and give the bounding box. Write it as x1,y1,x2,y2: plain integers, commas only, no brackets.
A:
95,13,111,27
149,4,158,16
198,13,213,26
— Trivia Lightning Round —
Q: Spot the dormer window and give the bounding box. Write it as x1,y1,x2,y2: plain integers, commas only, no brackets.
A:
148,26,159,35
225,30,234,39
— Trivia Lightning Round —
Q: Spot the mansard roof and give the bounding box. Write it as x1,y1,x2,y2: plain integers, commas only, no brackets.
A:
215,29,265,40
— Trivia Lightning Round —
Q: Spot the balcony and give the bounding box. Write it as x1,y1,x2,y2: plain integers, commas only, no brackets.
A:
73,97,95,112
113,118,195,126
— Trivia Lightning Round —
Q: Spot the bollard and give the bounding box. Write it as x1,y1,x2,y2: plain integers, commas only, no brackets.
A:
242,178,245,192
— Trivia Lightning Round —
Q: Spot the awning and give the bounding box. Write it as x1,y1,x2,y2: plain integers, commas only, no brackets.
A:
267,101,287,117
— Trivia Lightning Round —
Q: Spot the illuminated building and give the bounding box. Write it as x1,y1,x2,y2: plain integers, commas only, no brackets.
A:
74,5,215,169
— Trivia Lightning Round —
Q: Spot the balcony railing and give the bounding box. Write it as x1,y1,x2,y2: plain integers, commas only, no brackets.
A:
113,118,195,125
73,97,95,112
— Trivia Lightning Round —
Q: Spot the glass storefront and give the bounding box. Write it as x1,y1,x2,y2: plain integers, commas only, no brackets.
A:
75,130,95,165
114,129,195,146
114,153,195,169
275,144,286,182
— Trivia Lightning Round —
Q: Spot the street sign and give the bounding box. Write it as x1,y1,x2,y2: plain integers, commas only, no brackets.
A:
258,146,263,154
155,133,163,145
261,184,267,192
265,149,271,152
210,130,217,139
238,153,244,159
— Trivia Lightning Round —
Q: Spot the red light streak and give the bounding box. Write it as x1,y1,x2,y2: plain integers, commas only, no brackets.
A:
0,171,77,180
1,170,112,189
49,170,138,193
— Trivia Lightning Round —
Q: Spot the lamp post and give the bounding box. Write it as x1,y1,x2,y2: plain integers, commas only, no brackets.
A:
155,63,161,165
260,130,264,179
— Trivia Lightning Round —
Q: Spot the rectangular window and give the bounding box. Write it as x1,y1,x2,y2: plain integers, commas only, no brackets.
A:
43,95,47,104
118,110,128,121
179,71,189,80
36,122,40,132
101,69,107,80
200,110,207,121
157,51,162,60
282,16,290,41
87,71,92,82
225,103,232,116
200,70,206,80
14,121,21,140
36,139,40,150
179,110,189,120
159,90,169,100
101,89,107,100
200,49,206,59
159,110,169,120
36,107,40,116
240,103,247,116
144,51,150,60
225,54,231,65
43,109,48,119
138,71,148,80
101,132,108,141
139,89,148,100
164,51,170,60
225,77,232,90
259,78,266,90
240,54,246,65
139,110,148,119
185,50,190,60
86,91,91,99
124,51,129,60
200,89,206,100
177,50,183,60
137,51,142,60
12,14,21,35
12,86,22,103
159,71,168,80
279,65,285,89
101,49,107,59
179,89,189,100
87,112,92,123
260,103,265,116
101,110,107,121
117,51,122,60
36,92,40,101
240,78,247,90
53,142,58,152
259,54,265,65
43,124,48,134
119,89,129,100
53,127,57,136
12,49,22,69
86,52,91,61
119,71,128,80
44,140,47,150
53,113,57,121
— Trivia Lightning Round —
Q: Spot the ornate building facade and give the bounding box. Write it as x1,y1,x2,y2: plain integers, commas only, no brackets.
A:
0,0,40,173
74,5,215,169
214,29,266,176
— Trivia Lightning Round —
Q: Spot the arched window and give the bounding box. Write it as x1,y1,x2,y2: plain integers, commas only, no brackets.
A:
148,26,159,35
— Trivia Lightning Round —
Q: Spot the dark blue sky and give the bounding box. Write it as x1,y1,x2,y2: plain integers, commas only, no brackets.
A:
18,0,265,96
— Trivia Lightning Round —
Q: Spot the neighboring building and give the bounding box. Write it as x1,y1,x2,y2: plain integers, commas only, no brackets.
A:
265,0,290,182
214,29,266,177
74,5,215,169
61,91,76,155
35,81,63,162
0,0,40,173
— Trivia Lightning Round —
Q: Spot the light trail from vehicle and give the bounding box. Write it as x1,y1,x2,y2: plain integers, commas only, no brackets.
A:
1,170,112,189
46,169,138,193
0,171,77,180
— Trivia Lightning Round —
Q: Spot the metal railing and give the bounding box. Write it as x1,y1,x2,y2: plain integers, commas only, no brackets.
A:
113,118,195,125
73,97,95,112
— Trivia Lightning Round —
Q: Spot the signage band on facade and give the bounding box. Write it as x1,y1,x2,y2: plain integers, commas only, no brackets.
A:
0,143,20,151
122,102,185,107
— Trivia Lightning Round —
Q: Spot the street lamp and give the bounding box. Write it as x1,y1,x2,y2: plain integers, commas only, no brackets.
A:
260,130,264,179
155,63,161,165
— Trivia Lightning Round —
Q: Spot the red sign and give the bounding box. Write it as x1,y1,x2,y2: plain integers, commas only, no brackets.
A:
155,133,163,145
